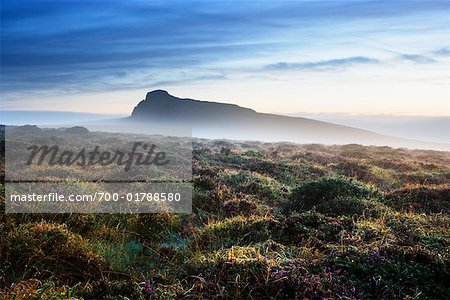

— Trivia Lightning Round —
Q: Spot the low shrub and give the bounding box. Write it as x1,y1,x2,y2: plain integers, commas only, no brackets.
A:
224,171,289,202
1,221,106,286
288,176,380,211
331,247,450,299
273,211,352,246
385,186,450,214
315,196,386,217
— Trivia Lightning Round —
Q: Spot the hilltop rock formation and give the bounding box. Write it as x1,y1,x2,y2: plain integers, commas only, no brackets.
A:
131,90,256,122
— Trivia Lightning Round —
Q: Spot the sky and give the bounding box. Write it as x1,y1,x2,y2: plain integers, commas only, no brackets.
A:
1,0,450,116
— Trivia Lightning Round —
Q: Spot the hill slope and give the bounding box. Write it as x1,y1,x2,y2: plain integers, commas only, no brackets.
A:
128,90,448,150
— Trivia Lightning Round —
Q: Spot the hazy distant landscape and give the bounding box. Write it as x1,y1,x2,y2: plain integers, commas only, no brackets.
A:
2,90,448,151
3,111,449,144
291,113,450,144
0,111,126,126
2,107,448,145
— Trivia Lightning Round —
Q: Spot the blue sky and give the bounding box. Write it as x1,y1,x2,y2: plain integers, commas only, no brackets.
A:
1,0,449,115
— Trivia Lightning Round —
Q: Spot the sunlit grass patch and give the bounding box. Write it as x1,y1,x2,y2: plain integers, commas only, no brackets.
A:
192,214,274,250
223,170,289,202
369,165,399,188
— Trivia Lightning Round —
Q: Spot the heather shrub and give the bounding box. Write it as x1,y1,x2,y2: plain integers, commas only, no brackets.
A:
224,171,289,201
385,186,450,214
273,211,351,245
315,196,386,217
288,176,380,211
1,221,106,286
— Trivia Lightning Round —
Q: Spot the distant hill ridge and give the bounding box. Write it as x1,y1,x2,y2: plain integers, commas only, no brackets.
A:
126,90,448,150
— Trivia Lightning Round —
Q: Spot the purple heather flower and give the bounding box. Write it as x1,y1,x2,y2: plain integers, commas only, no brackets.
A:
145,279,155,295
275,269,289,278
368,250,387,262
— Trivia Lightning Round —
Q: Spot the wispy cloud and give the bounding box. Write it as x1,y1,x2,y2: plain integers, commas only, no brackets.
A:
265,56,379,71
399,54,436,64
265,46,449,72
433,47,450,57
